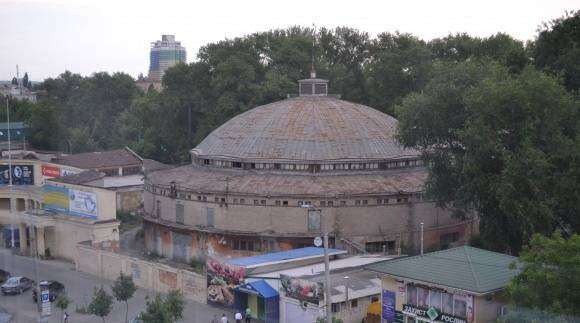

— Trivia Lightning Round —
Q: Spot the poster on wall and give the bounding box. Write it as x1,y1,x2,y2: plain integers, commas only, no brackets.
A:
41,165,60,178
43,185,98,219
280,274,324,304
43,185,69,213
0,165,34,185
206,258,245,307
382,290,396,323
68,189,98,219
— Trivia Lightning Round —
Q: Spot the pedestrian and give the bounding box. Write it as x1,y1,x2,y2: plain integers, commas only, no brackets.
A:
221,313,228,323
234,311,243,323
245,307,252,323
211,314,219,323
63,311,70,323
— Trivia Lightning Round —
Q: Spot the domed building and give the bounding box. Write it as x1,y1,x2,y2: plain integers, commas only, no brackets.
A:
142,75,474,262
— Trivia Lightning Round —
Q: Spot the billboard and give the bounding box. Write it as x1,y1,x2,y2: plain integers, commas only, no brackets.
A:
41,165,60,178
382,290,396,323
206,258,245,307
69,189,98,218
42,165,78,178
43,185,98,219
280,274,324,304
0,165,34,185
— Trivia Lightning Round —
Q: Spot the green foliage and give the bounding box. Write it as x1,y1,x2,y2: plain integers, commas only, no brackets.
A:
88,286,114,323
396,60,580,253
189,259,205,274
112,273,137,323
533,10,580,92
505,233,580,316
117,211,142,232
139,291,185,323
55,294,71,323
11,77,17,85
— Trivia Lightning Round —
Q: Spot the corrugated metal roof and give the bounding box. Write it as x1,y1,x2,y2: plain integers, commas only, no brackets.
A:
195,96,419,162
227,247,346,267
365,246,520,294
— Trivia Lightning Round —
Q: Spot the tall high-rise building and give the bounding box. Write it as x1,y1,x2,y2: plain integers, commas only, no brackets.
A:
148,35,186,82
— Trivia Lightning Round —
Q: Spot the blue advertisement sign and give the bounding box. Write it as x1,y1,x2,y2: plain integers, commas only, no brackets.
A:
0,165,34,185
382,290,396,323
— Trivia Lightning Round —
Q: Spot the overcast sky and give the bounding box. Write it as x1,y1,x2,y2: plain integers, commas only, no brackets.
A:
0,0,577,81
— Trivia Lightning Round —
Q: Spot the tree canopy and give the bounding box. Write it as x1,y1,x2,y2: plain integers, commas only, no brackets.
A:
505,232,580,316
396,61,580,253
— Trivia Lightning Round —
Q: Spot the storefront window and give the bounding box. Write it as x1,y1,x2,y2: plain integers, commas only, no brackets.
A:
442,293,454,314
454,295,467,317
417,287,429,307
429,290,442,309
407,285,417,305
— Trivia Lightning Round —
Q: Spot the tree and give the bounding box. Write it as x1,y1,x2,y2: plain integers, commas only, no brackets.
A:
112,273,137,323
55,294,71,323
164,290,185,322
139,291,185,323
11,77,18,85
533,10,580,92
88,286,114,323
396,60,580,253
505,232,580,316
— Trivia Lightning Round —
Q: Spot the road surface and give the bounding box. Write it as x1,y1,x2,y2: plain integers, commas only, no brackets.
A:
0,249,232,323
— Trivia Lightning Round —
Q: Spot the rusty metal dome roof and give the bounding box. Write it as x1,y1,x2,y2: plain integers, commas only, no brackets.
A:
193,96,418,162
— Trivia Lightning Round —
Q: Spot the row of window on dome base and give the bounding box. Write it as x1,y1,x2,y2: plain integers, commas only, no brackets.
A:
196,158,423,172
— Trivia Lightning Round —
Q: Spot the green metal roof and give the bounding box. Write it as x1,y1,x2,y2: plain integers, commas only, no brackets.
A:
365,246,519,294
0,122,26,129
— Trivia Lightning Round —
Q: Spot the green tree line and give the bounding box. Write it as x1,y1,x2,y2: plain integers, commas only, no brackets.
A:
3,12,579,254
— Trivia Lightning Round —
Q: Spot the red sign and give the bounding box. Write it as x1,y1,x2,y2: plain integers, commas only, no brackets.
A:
42,165,60,178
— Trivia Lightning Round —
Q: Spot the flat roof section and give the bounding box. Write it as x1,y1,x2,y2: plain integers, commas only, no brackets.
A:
227,247,347,268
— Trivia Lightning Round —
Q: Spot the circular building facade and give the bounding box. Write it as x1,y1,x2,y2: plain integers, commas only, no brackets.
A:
142,77,474,262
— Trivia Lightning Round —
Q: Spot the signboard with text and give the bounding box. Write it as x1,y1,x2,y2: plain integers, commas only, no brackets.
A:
41,165,60,178
69,189,98,218
402,304,467,323
382,290,396,323
0,165,34,185
43,185,98,219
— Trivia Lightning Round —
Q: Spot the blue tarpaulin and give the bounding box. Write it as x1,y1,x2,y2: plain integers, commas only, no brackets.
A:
234,280,279,323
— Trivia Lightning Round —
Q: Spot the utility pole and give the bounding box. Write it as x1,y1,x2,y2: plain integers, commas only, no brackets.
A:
6,97,15,247
324,230,331,323
420,222,424,255
303,203,332,323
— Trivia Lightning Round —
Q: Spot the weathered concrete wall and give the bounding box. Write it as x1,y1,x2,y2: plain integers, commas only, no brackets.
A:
116,189,143,212
144,188,476,260
75,243,207,303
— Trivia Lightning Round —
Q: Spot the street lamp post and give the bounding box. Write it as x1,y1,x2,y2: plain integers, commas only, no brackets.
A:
302,204,332,323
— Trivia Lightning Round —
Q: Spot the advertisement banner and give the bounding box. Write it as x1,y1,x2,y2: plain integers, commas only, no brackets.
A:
69,189,98,219
382,290,396,323
43,185,70,213
280,274,324,304
41,165,61,178
0,165,34,185
206,258,245,307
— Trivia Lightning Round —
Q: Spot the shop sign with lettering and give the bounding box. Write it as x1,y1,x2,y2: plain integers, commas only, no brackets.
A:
402,304,466,323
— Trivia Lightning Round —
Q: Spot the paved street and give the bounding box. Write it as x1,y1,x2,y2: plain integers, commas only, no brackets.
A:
0,249,231,323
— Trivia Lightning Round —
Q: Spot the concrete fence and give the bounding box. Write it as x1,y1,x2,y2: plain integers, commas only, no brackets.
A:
75,242,207,304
